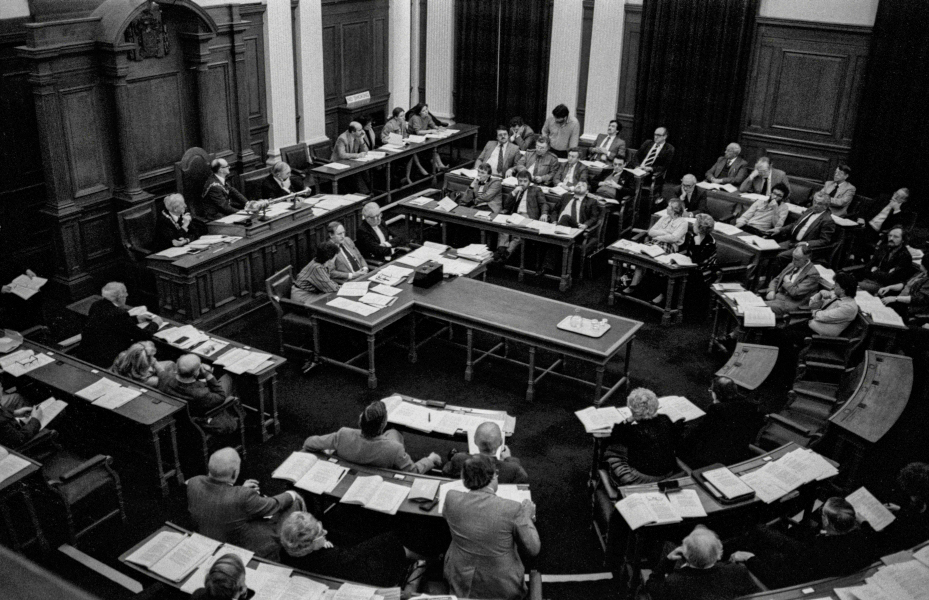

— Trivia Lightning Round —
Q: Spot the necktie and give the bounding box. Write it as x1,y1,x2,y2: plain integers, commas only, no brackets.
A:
641,143,660,168
342,246,361,271
574,198,581,223
497,144,505,175
721,159,731,177
828,184,839,198
765,176,771,196
601,135,612,150
794,212,813,240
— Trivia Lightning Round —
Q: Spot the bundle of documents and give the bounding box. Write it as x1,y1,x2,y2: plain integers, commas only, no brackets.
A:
409,478,440,502
740,193,769,202
433,256,480,276
435,197,458,212
340,476,411,515
575,405,627,434
337,281,370,297
406,134,427,143
868,306,906,327
369,265,414,287
615,492,684,530
326,297,383,317
696,181,738,193
0,447,31,484
325,162,351,170
829,551,929,600
623,167,647,177
450,168,478,179
385,397,507,443
4,274,47,300
814,264,836,286
742,306,776,328
125,531,222,582
0,348,54,377
736,447,838,503
155,324,209,350
213,347,275,374
846,486,896,532
35,397,67,429
272,451,349,494
358,291,398,308
610,239,647,254
740,234,782,250
456,244,492,262
714,222,743,235
76,378,142,410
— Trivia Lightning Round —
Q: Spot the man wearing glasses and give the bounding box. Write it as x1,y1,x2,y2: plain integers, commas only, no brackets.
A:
632,127,675,192
355,202,407,261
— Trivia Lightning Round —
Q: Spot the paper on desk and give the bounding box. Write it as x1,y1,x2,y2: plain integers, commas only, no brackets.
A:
6,274,47,300
358,293,396,308
325,162,351,170
741,235,782,250
743,306,776,328
869,307,906,327
436,197,458,212
395,254,429,268
368,265,414,287
847,487,896,532
725,291,767,307
814,264,836,286
624,167,647,177
214,213,250,224
407,196,432,206
333,583,378,600
502,176,518,187
703,466,756,500
656,396,705,422
385,133,404,146
0,351,53,377
150,533,222,582
76,378,122,401
388,401,434,432
666,489,708,518
538,222,557,235
155,246,191,258
575,406,626,433
406,135,427,144
371,284,401,297
0,452,30,484
92,386,142,410
326,297,382,317
713,222,743,235
294,460,349,495
125,531,186,568
492,214,509,224
739,466,789,503
496,485,531,505
337,282,370,297
554,225,577,236
255,562,293,580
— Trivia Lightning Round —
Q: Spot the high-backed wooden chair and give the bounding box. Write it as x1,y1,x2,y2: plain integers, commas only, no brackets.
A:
182,397,247,474
580,198,611,279
265,266,316,364
241,167,271,201
175,147,213,222
116,201,158,261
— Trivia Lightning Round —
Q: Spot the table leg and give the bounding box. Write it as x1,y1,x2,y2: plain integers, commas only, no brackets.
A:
409,316,418,363
608,261,618,306
465,328,474,381
270,374,281,435
441,223,448,245
518,243,526,282
366,334,377,389
152,427,169,498
623,339,633,393
661,277,675,326
431,150,439,186
709,298,721,352
257,377,269,442
593,365,606,406
312,316,321,363
526,347,536,402
676,277,688,324
332,180,339,194
385,161,393,203
559,246,572,291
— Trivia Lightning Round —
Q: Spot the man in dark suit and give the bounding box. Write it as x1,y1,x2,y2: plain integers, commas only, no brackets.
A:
510,136,560,185
854,226,915,293
153,193,198,252
731,498,874,589
78,282,162,368
679,377,763,469
854,188,916,248
774,192,836,266
475,126,521,177
540,182,602,275
442,422,529,484
596,155,635,201
631,126,675,189
199,158,250,221
705,143,749,186
552,147,589,191
355,202,407,261
188,448,304,560
260,162,306,200
670,174,708,215
157,354,227,418
495,169,550,262
647,525,758,600
588,120,627,163
739,157,792,197
461,163,503,214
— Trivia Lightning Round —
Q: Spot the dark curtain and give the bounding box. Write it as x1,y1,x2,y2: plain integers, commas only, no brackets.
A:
851,0,929,216
454,0,501,141
497,0,553,135
633,0,758,180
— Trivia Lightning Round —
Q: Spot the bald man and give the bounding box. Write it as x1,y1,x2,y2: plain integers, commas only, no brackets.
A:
157,354,228,417
705,143,749,185
187,448,304,560
78,282,162,368
646,525,757,600
670,174,708,215
333,121,372,194
200,158,250,221
443,421,529,484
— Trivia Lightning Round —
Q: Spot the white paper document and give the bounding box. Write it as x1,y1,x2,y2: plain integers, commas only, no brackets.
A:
325,162,351,170
125,531,186,568
337,282,370,297
76,378,122,401
703,466,755,500
656,396,706,422
272,452,320,483
294,460,349,495
326,297,381,317
743,306,776,328
340,476,410,515
847,487,896,532
0,452,31,485
666,489,708,518
615,492,682,530
714,222,743,235
150,533,222,582
5,274,47,300
371,284,401,297
36,397,67,429
92,386,142,410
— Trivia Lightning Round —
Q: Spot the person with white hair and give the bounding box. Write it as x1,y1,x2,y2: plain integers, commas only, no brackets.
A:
601,387,681,486
670,174,708,215
443,421,529,483
78,282,163,367
260,161,306,200
646,525,758,600
355,202,407,261
705,142,748,185
187,447,305,560
154,193,198,251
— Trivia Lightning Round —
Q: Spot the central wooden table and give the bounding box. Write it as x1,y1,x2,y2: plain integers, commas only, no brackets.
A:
306,270,642,405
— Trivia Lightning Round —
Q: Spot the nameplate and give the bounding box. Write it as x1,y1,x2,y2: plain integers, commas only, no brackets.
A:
345,91,371,105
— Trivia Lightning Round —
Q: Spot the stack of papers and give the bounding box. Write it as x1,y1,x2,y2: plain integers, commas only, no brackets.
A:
76,378,142,410
368,265,414,287
337,282,370,297
743,306,777,328
457,244,492,262
4,274,47,300
340,476,410,515
36,397,68,429
615,492,684,530
714,222,743,235
431,256,479,276
126,531,222,582
406,135,427,143
325,162,351,170
696,181,738,193
450,168,478,179
0,349,54,377
435,197,458,212
740,235,782,250
869,307,906,327
272,451,349,494
213,348,275,374
326,297,382,317
737,447,837,503
725,291,767,307
814,264,836,286
575,405,627,433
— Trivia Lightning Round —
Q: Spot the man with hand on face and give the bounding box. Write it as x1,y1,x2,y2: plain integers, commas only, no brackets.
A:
552,147,588,192
154,193,198,251
672,174,708,216
854,226,914,293
462,163,503,215
735,183,791,236
260,161,306,200
510,136,560,185
333,121,372,194
443,421,529,484
739,157,791,197
597,155,635,201
821,164,856,216
157,353,229,417
475,126,521,177
495,169,549,263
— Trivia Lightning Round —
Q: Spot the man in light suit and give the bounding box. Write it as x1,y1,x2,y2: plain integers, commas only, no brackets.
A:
588,120,627,163
327,221,368,282
821,164,856,216
552,147,589,191
475,126,521,177
443,455,540,600
765,244,821,316
332,121,371,193
670,174,708,215
807,272,859,336
187,448,304,560
510,136,560,185
631,126,675,189
705,143,749,186
739,157,792,197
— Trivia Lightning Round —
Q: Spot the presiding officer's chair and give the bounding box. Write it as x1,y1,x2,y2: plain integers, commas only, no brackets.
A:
175,147,213,225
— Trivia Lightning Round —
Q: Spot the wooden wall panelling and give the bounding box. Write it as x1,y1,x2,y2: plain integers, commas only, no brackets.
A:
418,0,426,103
574,0,595,131
739,18,871,183
240,3,269,163
615,4,641,146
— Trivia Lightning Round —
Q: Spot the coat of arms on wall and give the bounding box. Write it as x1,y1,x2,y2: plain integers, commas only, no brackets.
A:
125,2,170,61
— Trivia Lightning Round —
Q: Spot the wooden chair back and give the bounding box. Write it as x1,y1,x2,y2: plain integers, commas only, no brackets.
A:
117,201,157,260
175,147,213,219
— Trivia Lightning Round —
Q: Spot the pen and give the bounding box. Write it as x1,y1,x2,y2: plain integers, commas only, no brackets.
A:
428,414,431,422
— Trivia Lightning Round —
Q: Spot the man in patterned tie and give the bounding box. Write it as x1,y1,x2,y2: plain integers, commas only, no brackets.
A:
475,126,520,176
739,157,792,198
632,127,675,192
553,148,589,191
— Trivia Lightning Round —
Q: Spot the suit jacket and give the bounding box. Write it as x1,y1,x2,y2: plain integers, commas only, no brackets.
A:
680,401,764,469
647,559,758,600
786,209,835,249
515,150,560,185
509,124,534,151
671,185,709,215
552,194,601,230
632,140,675,181
822,180,856,216
502,186,548,221
444,488,540,600
153,210,194,252
596,169,635,200
199,174,248,222
281,531,407,588
331,238,368,282
808,294,859,337
442,453,530,484
259,173,306,199
156,366,226,417
856,197,917,233
0,407,39,449
476,141,521,175
78,299,157,368
332,130,363,162
302,427,435,473
590,133,626,162
739,168,792,196
705,156,749,185
552,161,589,187
187,475,295,560
356,219,400,260
380,117,408,144
863,243,915,286
767,262,821,315
462,178,503,214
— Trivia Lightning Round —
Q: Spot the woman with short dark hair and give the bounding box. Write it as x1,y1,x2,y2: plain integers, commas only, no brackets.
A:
291,241,341,303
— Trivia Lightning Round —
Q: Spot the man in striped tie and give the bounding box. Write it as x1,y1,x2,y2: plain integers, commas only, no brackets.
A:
632,127,675,190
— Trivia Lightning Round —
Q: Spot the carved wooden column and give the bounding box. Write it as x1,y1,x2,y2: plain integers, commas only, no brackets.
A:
100,59,153,208
228,5,259,170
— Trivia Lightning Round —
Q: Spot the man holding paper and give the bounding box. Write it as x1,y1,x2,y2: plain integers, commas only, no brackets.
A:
0,400,42,448
764,244,820,316
79,282,162,368
302,400,442,474
188,448,305,561
442,422,529,484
